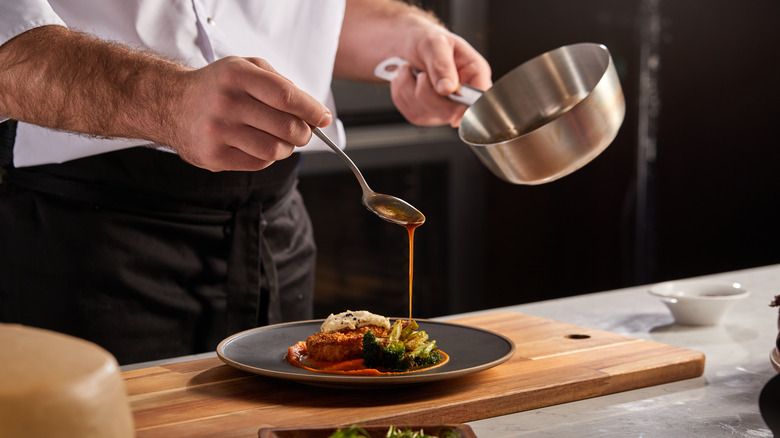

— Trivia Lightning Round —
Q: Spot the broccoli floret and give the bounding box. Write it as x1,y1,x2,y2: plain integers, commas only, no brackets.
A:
413,350,441,368
408,339,440,368
362,321,441,372
383,340,405,365
363,331,409,370
375,339,414,371
362,330,381,368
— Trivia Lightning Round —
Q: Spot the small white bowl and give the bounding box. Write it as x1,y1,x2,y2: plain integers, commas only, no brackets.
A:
648,280,750,326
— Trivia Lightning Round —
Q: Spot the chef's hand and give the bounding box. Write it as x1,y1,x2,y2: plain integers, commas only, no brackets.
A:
389,28,492,128
175,56,332,172
0,26,331,173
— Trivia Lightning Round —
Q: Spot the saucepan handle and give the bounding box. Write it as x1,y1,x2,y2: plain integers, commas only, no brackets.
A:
373,57,482,107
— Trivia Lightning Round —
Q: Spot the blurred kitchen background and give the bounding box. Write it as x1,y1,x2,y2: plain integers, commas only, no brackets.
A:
299,0,780,319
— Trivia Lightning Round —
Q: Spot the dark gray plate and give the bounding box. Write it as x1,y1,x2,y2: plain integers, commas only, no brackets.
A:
217,319,515,389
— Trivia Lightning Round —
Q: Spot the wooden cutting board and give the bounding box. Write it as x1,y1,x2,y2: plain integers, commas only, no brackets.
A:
122,312,704,437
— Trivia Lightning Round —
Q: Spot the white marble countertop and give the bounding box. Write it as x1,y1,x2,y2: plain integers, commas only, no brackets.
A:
123,264,780,437
446,264,780,437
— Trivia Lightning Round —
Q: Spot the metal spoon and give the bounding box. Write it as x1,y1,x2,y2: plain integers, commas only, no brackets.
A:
312,127,425,226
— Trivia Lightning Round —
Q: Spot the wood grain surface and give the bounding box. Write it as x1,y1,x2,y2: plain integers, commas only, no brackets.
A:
122,312,705,437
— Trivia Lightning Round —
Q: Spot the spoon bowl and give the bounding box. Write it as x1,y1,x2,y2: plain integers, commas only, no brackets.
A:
312,128,425,226
363,192,425,226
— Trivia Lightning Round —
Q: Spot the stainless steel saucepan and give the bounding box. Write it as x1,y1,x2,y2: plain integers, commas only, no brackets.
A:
374,43,625,185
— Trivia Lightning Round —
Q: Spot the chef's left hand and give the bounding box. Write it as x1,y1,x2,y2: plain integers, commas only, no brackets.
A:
390,28,492,128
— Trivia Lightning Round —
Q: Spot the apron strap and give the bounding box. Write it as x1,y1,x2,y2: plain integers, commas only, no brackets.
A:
0,120,17,168
225,181,298,333
258,182,300,324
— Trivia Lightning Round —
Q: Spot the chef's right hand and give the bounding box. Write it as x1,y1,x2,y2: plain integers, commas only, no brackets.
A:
174,56,332,172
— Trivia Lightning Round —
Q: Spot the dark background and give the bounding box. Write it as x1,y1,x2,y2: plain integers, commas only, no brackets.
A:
299,0,780,319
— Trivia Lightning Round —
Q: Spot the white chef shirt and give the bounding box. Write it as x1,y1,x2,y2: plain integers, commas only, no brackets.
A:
0,0,346,167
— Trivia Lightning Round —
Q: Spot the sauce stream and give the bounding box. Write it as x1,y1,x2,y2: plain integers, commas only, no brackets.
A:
406,223,420,321
284,212,429,376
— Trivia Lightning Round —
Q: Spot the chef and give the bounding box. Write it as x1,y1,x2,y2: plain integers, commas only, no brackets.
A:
0,0,491,364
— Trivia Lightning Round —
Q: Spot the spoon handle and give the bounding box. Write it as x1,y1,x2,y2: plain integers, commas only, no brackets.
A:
373,57,483,106
312,127,372,194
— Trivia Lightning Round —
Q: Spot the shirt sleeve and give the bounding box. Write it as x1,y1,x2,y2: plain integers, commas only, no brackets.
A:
0,0,66,47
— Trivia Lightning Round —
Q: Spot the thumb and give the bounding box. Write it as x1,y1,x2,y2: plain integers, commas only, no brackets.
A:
421,47,460,96
433,75,457,96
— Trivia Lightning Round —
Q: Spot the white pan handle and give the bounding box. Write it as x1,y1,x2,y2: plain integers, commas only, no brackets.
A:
373,56,408,82
373,57,482,106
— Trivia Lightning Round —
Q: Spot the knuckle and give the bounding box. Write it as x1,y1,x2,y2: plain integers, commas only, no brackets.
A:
250,57,273,70
246,135,275,160
275,144,295,160
419,33,449,54
429,33,451,49
279,117,297,137
272,82,297,108
221,68,242,88
263,140,285,160
256,137,293,162
215,58,246,87
279,117,306,144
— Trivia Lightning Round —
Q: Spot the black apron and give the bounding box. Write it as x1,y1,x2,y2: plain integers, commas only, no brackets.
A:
0,146,316,365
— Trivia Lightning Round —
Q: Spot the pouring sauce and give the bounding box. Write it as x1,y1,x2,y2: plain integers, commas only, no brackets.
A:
363,195,424,320
285,210,433,375
406,223,421,320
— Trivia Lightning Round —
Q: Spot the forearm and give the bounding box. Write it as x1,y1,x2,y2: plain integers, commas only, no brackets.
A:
334,0,444,81
0,25,188,147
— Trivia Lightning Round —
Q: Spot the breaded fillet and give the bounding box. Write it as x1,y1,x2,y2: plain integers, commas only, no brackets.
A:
305,325,389,362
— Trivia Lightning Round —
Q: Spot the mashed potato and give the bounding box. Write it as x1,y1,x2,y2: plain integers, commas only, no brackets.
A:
320,310,391,333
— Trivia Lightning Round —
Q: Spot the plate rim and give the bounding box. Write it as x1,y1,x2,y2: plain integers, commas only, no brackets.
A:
216,318,516,387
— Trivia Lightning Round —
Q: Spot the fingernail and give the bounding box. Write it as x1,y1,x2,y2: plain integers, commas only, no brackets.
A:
319,109,332,127
436,78,456,95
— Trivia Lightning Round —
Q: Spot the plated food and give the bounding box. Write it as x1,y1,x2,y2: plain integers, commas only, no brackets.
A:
217,318,514,388
257,424,477,438
286,310,448,375
328,425,461,438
